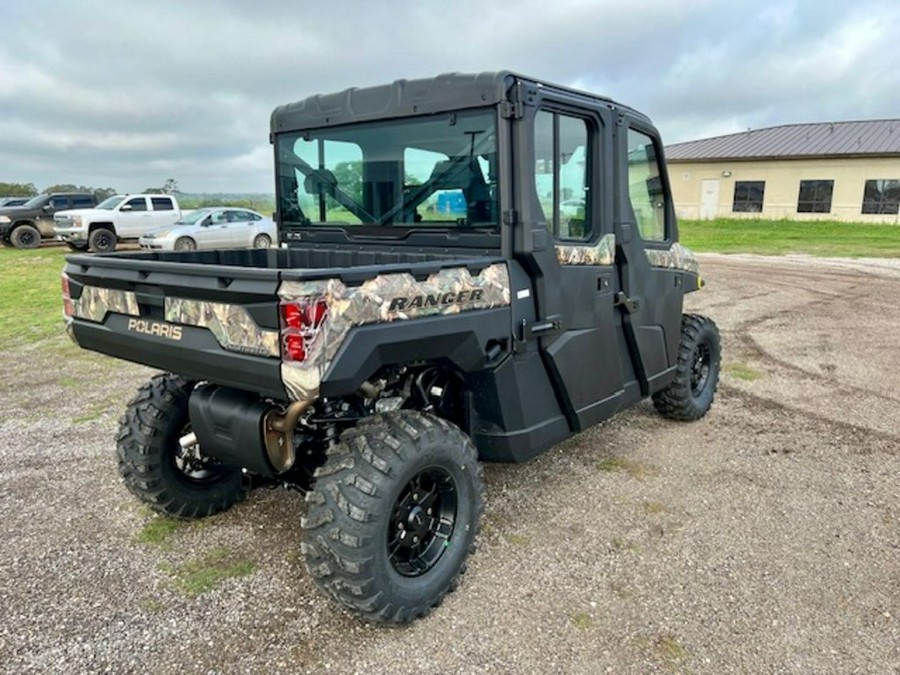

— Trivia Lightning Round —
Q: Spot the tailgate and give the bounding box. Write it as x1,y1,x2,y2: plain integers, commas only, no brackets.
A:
63,253,288,400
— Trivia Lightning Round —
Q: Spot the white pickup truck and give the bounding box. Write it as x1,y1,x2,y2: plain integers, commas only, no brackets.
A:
54,194,183,252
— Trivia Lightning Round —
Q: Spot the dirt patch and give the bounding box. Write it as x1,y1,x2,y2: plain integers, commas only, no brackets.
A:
0,255,897,674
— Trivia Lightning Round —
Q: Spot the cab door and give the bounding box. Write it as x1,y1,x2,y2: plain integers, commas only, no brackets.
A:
118,196,152,237
612,120,685,395
520,100,627,432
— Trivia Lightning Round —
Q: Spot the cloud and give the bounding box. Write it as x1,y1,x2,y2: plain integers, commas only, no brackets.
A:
0,0,897,192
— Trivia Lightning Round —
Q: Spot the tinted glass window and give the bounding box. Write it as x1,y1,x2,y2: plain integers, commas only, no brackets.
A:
50,197,69,208
797,180,833,213
862,179,900,215
733,181,765,212
125,197,147,211
627,129,667,242
276,109,497,229
151,197,174,211
72,196,94,208
533,110,590,240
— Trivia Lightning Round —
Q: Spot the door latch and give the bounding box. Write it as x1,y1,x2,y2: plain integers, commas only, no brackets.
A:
614,292,640,313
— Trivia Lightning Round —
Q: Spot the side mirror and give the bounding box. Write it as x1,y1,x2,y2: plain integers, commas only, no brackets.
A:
42,204,52,211
201,217,211,227
120,204,133,211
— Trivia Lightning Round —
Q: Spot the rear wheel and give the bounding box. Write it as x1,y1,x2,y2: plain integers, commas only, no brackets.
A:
88,227,117,253
174,237,196,251
10,224,40,249
252,234,271,249
302,411,484,623
653,313,721,421
116,373,249,518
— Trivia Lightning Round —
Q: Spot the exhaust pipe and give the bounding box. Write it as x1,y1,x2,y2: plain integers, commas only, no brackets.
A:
263,400,313,473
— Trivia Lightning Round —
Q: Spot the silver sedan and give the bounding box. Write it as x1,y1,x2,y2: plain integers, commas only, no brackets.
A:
139,208,277,251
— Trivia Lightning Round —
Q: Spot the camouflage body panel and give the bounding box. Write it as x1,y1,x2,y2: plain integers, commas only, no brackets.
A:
73,287,139,323
279,263,511,401
164,298,279,357
645,242,700,274
555,234,615,266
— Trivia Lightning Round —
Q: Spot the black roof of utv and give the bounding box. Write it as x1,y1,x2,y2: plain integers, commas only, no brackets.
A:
270,71,650,134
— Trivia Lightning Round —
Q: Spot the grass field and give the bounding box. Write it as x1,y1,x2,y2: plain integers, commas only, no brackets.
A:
1,220,897,347
679,218,900,257
0,247,70,344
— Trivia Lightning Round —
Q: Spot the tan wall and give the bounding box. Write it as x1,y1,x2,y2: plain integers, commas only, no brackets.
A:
668,156,900,223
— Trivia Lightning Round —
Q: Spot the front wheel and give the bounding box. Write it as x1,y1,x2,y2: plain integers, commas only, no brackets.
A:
88,227,117,253
10,224,40,249
301,411,485,623
174,237,196,251
653,313,721,421
252,234,271,249
116,373,249,518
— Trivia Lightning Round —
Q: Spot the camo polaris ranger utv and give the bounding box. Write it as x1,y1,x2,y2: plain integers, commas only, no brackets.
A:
62,72,720,623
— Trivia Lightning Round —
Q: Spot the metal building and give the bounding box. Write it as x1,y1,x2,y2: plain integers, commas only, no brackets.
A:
666,120,900,223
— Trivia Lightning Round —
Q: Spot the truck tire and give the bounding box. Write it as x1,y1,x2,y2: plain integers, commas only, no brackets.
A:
66,242,89,252
302,411,484,623
116,373,249,518
174,237,196,251
652,313,721,421
252,234,271,248
88,227,117,253
10,224,40,249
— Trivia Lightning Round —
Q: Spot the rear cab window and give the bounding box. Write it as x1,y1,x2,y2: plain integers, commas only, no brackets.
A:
151,197,175,211
626,128,669,243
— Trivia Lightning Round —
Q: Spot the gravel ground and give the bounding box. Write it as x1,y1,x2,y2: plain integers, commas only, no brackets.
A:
0,254,897,674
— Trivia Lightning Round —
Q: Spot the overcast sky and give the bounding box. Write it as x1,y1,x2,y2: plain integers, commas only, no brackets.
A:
1,0,898,194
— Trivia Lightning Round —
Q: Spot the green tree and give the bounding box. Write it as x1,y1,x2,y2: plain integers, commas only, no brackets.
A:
0,182,38,197
143,178,179,195
43,184,117,201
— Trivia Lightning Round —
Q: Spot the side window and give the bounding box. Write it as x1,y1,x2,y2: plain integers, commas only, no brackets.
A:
151,197,174,211
51,197,69,208
627,129,667,242
862,179,900,215
125,197,147,211
211,211,229,224
733,181,765,212
797,180,834,213
292,139,363,224
72,196,94,208
533,110,590,240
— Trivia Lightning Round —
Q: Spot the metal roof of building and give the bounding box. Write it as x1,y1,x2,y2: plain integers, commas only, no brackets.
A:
666,119,900,161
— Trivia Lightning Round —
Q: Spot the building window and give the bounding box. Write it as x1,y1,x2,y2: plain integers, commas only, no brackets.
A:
732,181,765,212
533,110,591,240
862,179,900,215
797,180,834,213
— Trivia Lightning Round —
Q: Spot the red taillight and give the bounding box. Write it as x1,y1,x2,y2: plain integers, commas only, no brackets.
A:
61,273,73,317
279,297,328,362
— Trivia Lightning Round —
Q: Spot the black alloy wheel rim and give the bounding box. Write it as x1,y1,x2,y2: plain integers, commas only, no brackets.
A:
95,233,113,250
388,467,458,577
18,230,36,247
690,342,712,397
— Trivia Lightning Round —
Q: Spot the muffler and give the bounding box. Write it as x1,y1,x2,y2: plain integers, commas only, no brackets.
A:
187,385,312,475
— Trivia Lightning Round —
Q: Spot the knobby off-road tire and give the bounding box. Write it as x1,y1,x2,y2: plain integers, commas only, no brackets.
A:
301,411,485,623
653,313,721,421
116,373,249,518
88,227,117,253
10,224,40,249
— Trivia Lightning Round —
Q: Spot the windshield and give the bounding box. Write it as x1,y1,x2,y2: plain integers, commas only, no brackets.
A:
175,210,212,225
275,109,498,229
22,194,48,208
96,196,125,210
